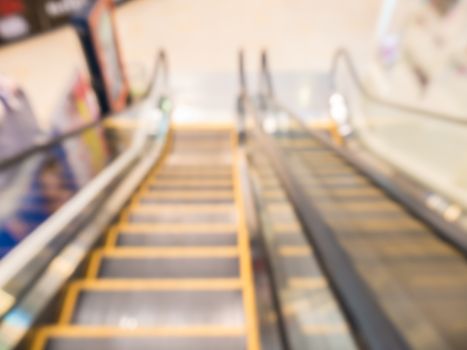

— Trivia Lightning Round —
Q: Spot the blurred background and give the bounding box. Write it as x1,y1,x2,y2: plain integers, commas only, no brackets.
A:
1,1,467,350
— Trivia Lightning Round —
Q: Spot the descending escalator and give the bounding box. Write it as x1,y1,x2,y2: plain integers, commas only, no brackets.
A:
31,125,260,350
244,52,467,350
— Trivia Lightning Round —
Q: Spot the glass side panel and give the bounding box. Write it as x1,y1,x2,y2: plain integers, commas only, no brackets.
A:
333,54,467,210
0,123,117,258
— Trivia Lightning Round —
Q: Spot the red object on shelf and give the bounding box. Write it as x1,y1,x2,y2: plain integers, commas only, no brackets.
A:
0,0,25,16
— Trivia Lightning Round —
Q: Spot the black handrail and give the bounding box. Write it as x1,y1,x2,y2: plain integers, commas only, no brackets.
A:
259,50,275,100
144,50,170,100
238,50,248,97
331,48,467,126
249,51,411,350
0,119,102,171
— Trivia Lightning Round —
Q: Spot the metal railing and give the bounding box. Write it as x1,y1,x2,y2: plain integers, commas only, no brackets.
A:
331,48,467,126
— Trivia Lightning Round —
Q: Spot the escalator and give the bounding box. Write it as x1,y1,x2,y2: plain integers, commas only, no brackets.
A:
264,127,467,349
31,125,260,350
244,52,467,350
0,52,360,348
1,50,467,350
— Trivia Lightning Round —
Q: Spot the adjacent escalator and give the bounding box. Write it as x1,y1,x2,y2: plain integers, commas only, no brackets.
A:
252,113,467,349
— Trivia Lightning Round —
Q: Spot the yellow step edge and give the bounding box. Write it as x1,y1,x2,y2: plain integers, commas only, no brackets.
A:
119,207,131,222
32,326,246,350
59,279,243,324
35,325,246,338
104,226,120,247
232,132,261,350
96,246,239,256
278,246,313,256
69,278,243,291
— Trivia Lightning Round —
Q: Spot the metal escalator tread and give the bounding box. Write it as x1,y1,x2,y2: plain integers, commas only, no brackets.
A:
33,125,260,350
66,282,245,327
116,231,238,247
90,248,240,278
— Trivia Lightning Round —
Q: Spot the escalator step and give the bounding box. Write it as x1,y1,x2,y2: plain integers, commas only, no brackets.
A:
149,178,232,186
95,255,240,279
139,189,233,197
147,184,233,191
127,203,236,223
155,174,232,180
158,167,232,175
116,232,237,247
129,204,235,212
117,223,237,233
128,212,235,223
45,336,246,350
38,328,246,350
63,281,245,327
138,197,234,204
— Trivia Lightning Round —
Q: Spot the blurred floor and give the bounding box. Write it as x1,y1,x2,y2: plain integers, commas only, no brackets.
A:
0,0,381,127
